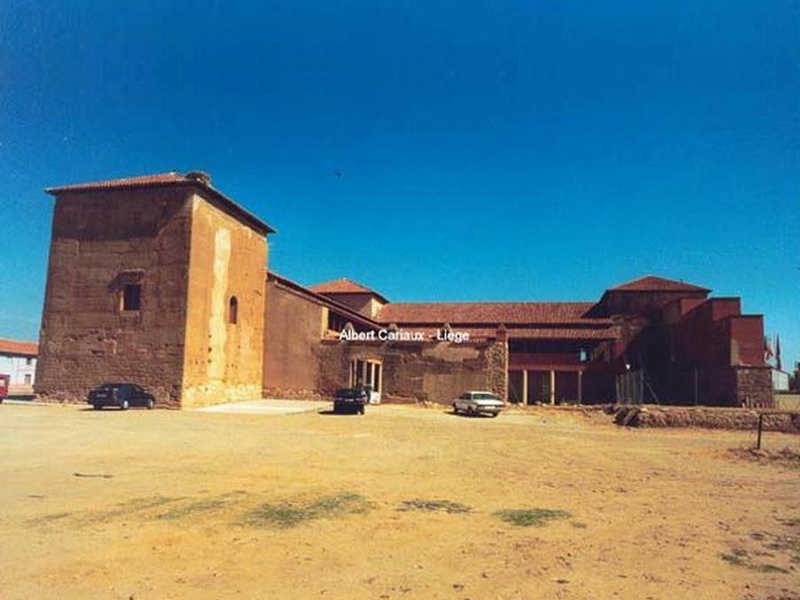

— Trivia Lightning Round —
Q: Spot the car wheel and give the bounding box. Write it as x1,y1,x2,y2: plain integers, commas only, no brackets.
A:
146,398,155,410
92,404,101,410
120,399,130,410
467,406,476,416
359,407,365,415
452,403,459,415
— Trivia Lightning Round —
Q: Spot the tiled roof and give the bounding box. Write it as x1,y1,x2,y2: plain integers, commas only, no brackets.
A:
310,278,389,303
45,172,190,192
384,326,617,341
0,338,38,357
377,302,610,326
268,272,381,329
45,171,276,235
608,275,709,293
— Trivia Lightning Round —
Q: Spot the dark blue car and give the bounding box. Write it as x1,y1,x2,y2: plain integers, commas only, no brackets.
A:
88,383,156,410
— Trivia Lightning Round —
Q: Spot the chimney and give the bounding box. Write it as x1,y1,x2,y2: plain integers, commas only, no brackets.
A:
185,170,211,185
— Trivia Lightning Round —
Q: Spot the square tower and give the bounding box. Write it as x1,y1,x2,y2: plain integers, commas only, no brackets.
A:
35,171,274,408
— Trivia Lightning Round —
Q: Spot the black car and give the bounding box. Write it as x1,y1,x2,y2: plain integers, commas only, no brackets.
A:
88,383,155,410
333,388,367,414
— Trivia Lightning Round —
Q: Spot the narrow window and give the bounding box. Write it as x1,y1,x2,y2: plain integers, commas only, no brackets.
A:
122,284,141,311
229,296,239,325
24,374,32,385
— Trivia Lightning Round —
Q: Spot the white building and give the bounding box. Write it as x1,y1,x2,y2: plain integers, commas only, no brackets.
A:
0,338,38,394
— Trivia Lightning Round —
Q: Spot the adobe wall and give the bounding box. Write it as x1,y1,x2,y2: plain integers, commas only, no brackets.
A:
262,279,325,398
181,193,267,407
734,366,774,408
319,339,508,404
35,188,192,407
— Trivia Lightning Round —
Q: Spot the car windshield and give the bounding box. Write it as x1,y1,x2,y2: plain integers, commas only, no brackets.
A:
476,393,499,400
336,389,361,399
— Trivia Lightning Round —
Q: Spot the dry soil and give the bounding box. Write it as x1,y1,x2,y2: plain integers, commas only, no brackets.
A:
1,402,798,600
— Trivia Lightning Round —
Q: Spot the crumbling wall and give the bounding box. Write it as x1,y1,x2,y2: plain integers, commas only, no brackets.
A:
614,405,799,432
734,366,774,408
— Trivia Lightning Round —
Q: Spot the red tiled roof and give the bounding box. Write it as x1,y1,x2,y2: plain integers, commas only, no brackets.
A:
0,338,38,357
608,275,709,293
268,272,381,329
45,171,276,235
310,278,389,303
377,302,610,325
46,172,190,192
386,326,617,341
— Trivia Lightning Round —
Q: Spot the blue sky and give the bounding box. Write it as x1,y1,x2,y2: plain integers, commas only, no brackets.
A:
1,1,798,368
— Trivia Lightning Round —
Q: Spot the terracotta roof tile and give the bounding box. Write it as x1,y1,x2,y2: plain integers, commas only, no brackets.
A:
45,172,190,192
377,302,610,325
45,171,276,235
388,326,617,341
310,278,389,303
0,338,38,357
608,275,709,293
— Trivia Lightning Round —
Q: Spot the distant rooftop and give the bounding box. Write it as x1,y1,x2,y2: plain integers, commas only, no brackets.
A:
0,338,38,357
608,275,710,294
310,278,389,304
46,171,276,235
377,302,609,326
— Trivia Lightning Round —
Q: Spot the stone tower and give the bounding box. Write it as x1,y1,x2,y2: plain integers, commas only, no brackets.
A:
35,171,274,408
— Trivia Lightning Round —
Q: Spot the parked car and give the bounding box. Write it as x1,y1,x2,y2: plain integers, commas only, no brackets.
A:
88,383,155,410
0,374,9,403
333,387,367,415
452,390,504,417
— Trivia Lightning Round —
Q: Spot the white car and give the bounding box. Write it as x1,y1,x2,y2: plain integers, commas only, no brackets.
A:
452,391,504,417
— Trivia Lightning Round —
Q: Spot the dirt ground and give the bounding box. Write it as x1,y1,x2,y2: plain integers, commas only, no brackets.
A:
1,402,798,600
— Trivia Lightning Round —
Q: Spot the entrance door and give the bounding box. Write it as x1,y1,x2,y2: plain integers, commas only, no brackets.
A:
350,359,382,404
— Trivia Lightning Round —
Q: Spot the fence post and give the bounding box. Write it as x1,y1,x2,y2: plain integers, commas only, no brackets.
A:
756,412,764,450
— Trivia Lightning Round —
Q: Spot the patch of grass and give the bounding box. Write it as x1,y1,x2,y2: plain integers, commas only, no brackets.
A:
494,508,572,527
753,563,790,574
720,550,749,567
89,496,182,520
156,499,227,520
241,492,370,529
397,499,471,514
26,512,72,526
571,521,588,529
720,547,793,574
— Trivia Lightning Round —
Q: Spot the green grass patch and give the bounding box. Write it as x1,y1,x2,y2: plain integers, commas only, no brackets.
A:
397,499,472,514
156,499,227,520
241,492,370,529
494,508,572,527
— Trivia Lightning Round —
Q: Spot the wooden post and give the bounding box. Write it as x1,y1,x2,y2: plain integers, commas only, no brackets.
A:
522,370,529,406
550,370,556,405
756,413,764,450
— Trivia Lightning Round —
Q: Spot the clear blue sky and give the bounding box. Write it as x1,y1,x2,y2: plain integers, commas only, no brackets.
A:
1,1,798,368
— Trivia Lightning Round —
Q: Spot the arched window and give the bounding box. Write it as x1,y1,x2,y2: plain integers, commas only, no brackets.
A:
229,296,239,325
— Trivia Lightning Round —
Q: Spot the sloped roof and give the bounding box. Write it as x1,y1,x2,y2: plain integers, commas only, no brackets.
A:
310,278,389,303
608,275,709,294
0,338,38,357
381,326,616,341
45,171,276,235
377,302,610,326
268,272,381,329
